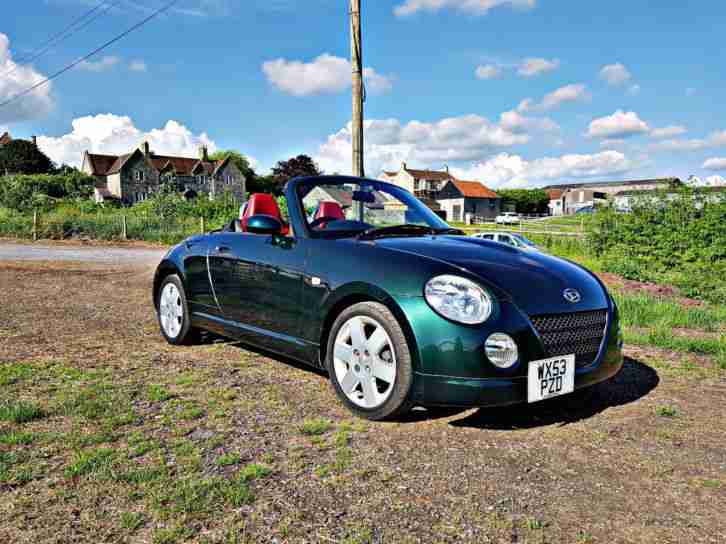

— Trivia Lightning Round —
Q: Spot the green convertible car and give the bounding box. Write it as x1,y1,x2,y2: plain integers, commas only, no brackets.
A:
154,175,624,420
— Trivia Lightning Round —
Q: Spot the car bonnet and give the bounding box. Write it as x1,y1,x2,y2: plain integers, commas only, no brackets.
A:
371,235,608,316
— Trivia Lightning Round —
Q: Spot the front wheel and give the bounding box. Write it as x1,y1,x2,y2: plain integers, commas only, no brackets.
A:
156,274,199,345
326,302,414,421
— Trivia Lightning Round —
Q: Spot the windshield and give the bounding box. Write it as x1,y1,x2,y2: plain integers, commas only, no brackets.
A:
297,178,451,238
512,234,536,246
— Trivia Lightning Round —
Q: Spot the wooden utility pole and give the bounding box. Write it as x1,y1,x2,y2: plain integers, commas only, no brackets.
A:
350,0,364,177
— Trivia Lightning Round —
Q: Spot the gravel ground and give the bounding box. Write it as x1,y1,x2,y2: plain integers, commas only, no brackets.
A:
0,258,724,544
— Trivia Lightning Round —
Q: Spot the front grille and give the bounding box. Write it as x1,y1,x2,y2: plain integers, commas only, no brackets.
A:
530,310,607,368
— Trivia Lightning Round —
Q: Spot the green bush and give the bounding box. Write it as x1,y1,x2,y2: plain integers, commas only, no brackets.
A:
586,187,726,303
0,172,96,211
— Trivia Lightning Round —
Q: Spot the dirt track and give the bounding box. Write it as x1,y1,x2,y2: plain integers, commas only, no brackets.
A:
1,256,724,543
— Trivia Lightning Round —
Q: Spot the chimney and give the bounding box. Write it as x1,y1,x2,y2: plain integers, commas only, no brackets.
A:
199,145,209,162
141,141,151,157
401,161,407,171
31,135,37,147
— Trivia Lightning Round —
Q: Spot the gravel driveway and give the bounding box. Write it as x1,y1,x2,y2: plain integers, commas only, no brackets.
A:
0,242,166,265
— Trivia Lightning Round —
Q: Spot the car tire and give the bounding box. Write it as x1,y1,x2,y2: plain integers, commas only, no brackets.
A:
156,274,200,346
326,301,414,421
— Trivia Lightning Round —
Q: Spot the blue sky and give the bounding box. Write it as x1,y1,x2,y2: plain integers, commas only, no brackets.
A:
2,0,726,187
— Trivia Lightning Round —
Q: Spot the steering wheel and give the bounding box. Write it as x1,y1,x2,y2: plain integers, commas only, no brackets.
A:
309,216,342,229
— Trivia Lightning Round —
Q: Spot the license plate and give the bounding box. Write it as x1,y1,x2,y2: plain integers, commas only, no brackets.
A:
528,354,575,403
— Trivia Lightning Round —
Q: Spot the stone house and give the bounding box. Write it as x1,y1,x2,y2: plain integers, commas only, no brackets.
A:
545,178,681,215
436,179,501,222
82,142,246,205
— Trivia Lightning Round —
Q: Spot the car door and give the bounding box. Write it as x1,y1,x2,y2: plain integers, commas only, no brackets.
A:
182,235,219,314
207,231,306,353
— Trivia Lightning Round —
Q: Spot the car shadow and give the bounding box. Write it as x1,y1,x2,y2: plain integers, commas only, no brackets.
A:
447,357,659,430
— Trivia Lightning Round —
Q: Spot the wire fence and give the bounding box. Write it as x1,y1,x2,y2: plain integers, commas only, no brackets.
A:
0,210,212,245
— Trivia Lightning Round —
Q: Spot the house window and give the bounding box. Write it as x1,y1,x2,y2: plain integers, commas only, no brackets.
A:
134,171,146,182
226,175,234,185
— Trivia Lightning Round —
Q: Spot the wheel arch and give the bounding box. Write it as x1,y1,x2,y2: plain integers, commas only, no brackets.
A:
317,283,421,373
153,259,184,308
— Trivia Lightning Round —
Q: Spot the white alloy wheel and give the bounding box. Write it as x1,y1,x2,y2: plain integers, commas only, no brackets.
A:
333,315,397,409
159,283,184,339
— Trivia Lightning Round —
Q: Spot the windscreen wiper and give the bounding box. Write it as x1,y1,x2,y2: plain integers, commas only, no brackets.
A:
357,224,437,240
433,227,465,235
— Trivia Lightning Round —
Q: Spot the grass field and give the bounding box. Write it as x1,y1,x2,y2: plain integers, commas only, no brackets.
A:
1,256,725,543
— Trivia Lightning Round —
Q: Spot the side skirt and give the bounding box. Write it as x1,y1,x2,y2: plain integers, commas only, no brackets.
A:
191,312,321,368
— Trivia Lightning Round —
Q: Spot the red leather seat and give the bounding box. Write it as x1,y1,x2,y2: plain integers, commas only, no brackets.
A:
315,201,345,221
241,193,289,234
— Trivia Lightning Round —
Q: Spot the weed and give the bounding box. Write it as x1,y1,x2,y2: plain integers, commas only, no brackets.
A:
64,448,116,478
120,511,146,531
655,405,680,418
315,465,331,478
239,463,272,482
0,362,34,386
0,400,45,423
0,429,35,445
215,452,241,467
300,417,333,436
575,530,594,543
148,384,174,402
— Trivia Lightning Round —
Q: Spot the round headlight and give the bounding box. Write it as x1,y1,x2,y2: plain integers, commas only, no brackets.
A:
485,333,519,369
424,275,493,325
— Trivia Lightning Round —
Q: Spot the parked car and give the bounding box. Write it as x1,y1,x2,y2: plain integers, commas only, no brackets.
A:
472,232,541,251
154,176,623,420
575,206,596,214
496,211,520,225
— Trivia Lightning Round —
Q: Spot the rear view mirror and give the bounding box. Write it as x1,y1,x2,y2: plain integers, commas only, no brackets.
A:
246,214,282,235
353,190,376,204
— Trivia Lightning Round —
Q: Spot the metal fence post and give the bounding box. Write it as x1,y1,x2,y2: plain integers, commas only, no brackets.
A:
200,216,206,234
32,210,38,241
121,215,128,240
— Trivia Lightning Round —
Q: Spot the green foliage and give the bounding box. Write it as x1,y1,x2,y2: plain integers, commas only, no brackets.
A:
300,418,333,436
587,187,726,303
0,139,54,174
0,170,96,211
497,188,550,214
0,401,45,423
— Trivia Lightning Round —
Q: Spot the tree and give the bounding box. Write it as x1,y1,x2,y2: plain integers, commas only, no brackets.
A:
271,155,321,194
0,139,54,175
497,188,550,214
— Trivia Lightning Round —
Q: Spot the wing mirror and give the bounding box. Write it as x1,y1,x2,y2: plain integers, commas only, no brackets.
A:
246,214,283,235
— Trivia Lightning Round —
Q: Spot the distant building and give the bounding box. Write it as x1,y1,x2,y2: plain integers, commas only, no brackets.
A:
0,131,11,146
82,142,245,205
544,178,682,215
380,163,500,221
437,179,501,222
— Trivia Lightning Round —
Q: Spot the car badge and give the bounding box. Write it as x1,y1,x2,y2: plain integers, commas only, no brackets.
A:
563,288,582,303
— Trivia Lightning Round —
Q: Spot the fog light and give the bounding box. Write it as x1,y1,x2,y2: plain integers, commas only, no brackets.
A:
485,333,519,369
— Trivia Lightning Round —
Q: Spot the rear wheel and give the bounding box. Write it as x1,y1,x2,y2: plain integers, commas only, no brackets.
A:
156,274,199,345
326,302,414,421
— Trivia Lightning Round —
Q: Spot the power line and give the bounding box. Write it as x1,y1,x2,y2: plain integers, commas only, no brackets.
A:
1,0,121,79
0,0,179,111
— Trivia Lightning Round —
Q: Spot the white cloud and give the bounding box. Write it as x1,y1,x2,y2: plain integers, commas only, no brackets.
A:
649,126,687,139
518,84,590,112
703,157,726,171
451,151,635,188
498,109,559,133
587,110,650,139
649,130,726,153
475,64,501,79
600,138,627,149
262,54,392,97
129,60,148,72
76,55,120,72
36,114,216,168
0,33,54,124
517,57,560,77
394,0,536,17
316,114,531,175
599,63,632,87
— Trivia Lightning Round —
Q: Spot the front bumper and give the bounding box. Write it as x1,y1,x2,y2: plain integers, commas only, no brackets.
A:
413,343,624,407
395,295,624,408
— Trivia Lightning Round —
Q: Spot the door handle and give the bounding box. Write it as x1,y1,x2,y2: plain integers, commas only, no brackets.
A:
215,245,230,253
